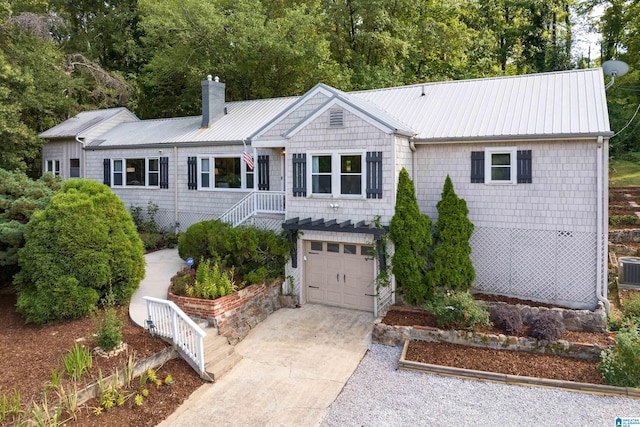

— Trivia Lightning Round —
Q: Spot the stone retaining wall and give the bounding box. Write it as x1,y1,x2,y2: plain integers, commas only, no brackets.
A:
486,301,607,333
610,228,640,244
168,278,298,344
373,319,608,360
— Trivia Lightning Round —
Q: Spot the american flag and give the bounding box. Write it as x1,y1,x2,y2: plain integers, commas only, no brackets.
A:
243,141,254,170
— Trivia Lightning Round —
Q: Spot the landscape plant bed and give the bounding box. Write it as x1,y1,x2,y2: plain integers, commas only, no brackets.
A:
0,290,203,426
400,340,640,398
382,305,611,347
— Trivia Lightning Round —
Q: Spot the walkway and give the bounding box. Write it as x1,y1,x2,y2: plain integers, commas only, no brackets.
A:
129,248,185,328
159,304,373,427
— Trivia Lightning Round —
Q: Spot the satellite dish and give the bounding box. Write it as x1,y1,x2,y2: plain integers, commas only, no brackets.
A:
603,60,629,77
602,60,630,90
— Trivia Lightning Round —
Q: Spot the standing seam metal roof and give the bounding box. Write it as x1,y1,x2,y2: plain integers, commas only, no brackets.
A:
38,107,137,139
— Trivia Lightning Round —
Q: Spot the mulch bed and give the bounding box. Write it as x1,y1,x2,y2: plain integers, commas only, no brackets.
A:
0,289,204,426
383,304,611,385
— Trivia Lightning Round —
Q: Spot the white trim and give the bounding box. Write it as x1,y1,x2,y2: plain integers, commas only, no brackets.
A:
111,157,160,188
45,159,61,176
285,98,394,138
484,146,517,185
251,139,286,148
307,150,366,198
196,154,253,191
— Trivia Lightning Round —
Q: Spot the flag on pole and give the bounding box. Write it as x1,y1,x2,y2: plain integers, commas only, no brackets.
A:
243,141,254,170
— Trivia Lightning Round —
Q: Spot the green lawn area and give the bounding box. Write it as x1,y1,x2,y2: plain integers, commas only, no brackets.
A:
610,158,640,187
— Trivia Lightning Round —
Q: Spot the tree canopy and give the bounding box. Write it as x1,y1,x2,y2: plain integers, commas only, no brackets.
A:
0,0,637,173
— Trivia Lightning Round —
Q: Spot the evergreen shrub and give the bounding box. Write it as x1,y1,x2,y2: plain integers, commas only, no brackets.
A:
426,175,475,292
14,179,144,324
389,168,432,304
178,220,289,284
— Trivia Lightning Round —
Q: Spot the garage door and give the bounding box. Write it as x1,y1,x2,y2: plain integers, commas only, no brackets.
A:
305,241,375,312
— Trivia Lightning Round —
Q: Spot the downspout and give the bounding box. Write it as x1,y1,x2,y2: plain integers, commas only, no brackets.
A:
596,135,610,312
75,136,85,178
409,139,417,181
174,146,179,234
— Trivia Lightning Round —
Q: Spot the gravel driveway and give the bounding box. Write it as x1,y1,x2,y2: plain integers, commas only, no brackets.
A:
321,344,640,426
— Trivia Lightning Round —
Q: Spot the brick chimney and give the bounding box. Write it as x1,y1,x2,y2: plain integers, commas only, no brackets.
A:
201,75,226,128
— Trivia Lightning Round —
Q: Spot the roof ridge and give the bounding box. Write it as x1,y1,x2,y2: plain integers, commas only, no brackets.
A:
349,68,602,95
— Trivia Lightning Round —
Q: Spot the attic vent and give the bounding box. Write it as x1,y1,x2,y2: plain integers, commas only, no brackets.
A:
329,109,344,128
619,257,640,288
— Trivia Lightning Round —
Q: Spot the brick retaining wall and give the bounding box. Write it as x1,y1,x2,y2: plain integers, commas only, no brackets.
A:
168,278,297,344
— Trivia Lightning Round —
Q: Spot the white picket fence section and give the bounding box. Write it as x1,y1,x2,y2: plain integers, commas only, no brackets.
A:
218,191,285,227
143,296,207,376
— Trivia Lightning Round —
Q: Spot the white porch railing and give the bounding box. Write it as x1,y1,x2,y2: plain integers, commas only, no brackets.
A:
218,191,285,227
143,296,206,376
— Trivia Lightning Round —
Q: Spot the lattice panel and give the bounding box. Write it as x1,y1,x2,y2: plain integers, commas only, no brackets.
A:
470,227,511,294
177,211,219,231
245,216,285,232
556,231,597,303
471,227,598,308
377,282,393,315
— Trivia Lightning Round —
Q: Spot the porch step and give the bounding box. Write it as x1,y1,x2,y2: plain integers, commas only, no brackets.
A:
202,329,243,381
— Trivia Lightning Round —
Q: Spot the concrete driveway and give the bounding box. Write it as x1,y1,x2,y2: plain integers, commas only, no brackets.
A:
159,303,373,427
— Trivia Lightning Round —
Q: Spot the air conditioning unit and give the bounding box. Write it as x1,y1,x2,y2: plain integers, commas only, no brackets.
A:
618,257,640,288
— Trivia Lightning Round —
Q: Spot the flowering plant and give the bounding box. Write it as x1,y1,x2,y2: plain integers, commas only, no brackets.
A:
599,320,640,387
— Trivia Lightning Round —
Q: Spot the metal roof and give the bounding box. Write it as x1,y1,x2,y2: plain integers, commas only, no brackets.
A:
87,116,202,147
88,97,297,147
352,68,611,141
43,69,612,147
39,107,136,139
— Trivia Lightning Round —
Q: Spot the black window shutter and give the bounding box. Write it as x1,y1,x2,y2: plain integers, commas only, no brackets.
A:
258,155,269,190
366,151,383,199
187,156,197,190
159,157,169,189
103,159,110,186
517,150,532,183
292,154,306,197
470,151,485,183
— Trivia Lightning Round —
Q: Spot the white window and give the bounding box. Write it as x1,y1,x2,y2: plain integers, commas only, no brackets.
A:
309,151,364,197
485,147,517,185
197,156,252,190
46,160,60,176
111,158,159,187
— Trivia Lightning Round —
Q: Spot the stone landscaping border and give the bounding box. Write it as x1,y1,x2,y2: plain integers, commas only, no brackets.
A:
76,346,178,405
373,307,610,360
398,340,640,399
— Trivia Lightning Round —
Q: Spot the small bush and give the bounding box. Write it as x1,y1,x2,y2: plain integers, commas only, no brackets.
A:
489,305,523,335
599,320,640,387
165,232,179,248
95,292,124,351
528,311,566,341
139,231,163,251
609,215,640,226
425,290,491,331
171,267,196,296
622,293,640,319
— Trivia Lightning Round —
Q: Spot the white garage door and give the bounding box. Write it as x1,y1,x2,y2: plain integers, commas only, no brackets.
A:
305,241,375,312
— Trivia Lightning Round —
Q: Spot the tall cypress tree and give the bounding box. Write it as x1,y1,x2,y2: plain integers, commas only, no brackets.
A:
427,175,475,291
389,168,432,304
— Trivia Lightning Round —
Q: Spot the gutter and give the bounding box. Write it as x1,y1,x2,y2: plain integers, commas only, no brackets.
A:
409,139,417,181
412,132,616,145
596,135,610,312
